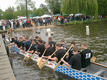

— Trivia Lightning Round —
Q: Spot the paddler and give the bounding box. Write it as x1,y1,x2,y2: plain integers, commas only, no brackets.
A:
80,43,93,68
36,40,45,57
65,41,76,62
43,43,55,56
48,44,66,62
17,36,24,49
60,40,67,50
48,37,56,48
24,37,32,51
27,39,37,54
61,46,81,70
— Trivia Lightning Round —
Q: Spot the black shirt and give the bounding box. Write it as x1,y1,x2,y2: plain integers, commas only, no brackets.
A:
37,44,45,57
17,41,23,48
80,49,93,68
68,48,74,60
54,49,66,62
24,41,31,51
68,54,81,70
13,40,19,46
30,44,37,51
44,47,55,56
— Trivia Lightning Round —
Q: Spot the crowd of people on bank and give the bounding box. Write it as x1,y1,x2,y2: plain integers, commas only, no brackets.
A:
53,15,92,25
11,36,93,70
0,17,53,30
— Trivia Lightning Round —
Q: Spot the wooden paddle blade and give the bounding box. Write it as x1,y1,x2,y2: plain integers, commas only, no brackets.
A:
24,56,31,62
38,60,48,69
37,57,43,66
91,56,96,62
24,56,26,60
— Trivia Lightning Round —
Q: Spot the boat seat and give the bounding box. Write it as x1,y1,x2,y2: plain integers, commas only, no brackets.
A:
94,69,105,76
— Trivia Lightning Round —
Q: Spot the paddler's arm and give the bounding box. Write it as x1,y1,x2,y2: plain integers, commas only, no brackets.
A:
48,56,58,62
27,50,34,53
61,59,71,67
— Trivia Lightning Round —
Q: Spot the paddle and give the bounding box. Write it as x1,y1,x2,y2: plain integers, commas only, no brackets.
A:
24,43,33,62
53,45,73,71
37,49,47,68
38,50,57,69
24,25,36,62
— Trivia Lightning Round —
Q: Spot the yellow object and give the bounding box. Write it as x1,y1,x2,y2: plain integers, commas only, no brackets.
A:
38,50,57,69
37,49,47,69
91,56,96,62
24,56,32,62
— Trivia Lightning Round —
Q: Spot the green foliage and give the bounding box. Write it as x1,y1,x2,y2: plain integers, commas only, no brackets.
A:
0,0,49,20
61,0,98,18
46,0,61,14
40,4,49,14
1,0,107,20
16,0,35,10
98,0,107,16
2,7,17,20
33,8,45,16
0,9,3,20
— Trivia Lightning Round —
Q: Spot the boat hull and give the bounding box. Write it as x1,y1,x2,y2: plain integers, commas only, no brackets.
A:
10,46,106,80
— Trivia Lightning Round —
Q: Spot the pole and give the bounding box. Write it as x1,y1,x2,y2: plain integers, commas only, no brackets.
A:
86,25,90,36
25,0,28,21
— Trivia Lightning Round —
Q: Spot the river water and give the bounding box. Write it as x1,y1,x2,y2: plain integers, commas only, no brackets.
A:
11,21,107,80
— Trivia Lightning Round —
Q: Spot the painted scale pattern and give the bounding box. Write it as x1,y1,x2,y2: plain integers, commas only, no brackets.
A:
56,65,104,80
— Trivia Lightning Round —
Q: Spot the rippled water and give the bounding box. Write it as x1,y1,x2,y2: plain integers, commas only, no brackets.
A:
52,21,107,64
11,21,107,80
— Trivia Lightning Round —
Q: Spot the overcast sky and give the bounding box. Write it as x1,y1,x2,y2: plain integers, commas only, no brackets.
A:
0,0,46,11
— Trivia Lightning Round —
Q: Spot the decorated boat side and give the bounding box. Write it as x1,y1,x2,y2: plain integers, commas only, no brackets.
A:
10,45,107,80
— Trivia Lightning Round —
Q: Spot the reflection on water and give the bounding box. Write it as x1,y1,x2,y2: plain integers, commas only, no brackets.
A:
12,21,107,80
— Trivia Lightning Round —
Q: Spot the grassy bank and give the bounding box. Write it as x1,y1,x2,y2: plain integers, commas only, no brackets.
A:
64,18,107,25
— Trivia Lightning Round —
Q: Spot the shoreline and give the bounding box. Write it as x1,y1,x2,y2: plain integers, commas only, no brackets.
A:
55,19,107,26
0,25,56,33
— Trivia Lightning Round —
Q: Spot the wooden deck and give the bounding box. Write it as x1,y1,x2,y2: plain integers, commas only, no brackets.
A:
0,34,16,80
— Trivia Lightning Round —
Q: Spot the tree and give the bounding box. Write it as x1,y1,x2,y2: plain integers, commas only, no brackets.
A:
3,7,16,20
15,0,35,16
45,0,62,14
61,0,98,18
33,8,44,16
40,4,49,14
98,0,107,16
0,9,3,19
16,0,35,10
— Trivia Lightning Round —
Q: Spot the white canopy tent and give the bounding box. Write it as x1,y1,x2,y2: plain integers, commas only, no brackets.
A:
17,17,26,20
69,14,73,16
33,16,41,19
75,13,82,16
41,14,52,18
